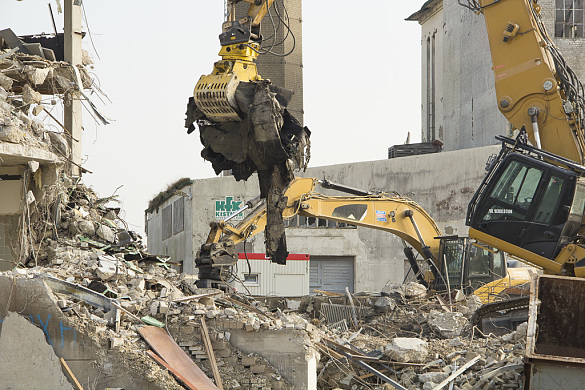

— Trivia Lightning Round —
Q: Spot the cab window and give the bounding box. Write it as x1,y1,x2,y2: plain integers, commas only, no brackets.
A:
481,160,543,221
534,176,565,224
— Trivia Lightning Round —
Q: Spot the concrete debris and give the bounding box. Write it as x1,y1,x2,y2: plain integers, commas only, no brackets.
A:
0,175,527,390
384,337,429,363
374,296,397,313
0,40,96,160
427,310,468,338
0,120,24,143
22,83,42,104
47,131,70,156
382,281,427,299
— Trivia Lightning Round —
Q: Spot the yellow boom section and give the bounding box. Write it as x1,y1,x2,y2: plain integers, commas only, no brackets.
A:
204,177,443,262
479,0,585,163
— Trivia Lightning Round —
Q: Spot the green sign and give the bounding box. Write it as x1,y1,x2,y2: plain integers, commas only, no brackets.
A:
215,196,244,220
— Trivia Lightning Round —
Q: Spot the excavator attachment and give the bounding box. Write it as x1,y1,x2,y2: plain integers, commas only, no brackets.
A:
187,0,309,263
194,73,242,122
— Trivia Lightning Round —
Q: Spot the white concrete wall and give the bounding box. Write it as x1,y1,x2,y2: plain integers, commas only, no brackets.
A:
419,1,444,143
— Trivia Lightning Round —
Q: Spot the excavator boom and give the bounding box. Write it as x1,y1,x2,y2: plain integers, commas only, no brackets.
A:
474,0,585,162
196,177,508,298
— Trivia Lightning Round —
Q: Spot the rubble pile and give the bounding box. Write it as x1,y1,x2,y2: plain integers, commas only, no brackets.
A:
304,282,526,390
2,180,296,388
3,181,529,389
0,41,93,155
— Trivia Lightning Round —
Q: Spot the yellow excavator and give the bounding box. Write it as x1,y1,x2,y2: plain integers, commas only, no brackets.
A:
195,176,532,304
462,0,585,278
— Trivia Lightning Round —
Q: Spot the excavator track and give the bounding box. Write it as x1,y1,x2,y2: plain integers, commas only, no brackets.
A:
472,296,530,335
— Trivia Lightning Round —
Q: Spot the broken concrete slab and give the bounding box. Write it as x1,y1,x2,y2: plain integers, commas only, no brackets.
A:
228,328,317,390
0,311,74,389
384,337,429,363
427,310,469,338
382,281,427,299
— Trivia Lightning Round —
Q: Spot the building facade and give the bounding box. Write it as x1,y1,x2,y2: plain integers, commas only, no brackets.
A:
145,145,500,295
407,0,585,151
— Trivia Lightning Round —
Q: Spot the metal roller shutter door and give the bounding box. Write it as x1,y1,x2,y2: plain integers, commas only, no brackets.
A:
309,256,354,294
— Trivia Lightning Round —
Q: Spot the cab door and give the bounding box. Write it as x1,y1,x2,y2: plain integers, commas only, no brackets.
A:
472,157,544,250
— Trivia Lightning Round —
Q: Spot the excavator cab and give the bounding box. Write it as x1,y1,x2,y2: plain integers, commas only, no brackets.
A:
434,237,506,295
467,137,585,265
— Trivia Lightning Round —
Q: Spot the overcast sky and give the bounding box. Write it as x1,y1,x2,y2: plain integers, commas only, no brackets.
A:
2,1,423,236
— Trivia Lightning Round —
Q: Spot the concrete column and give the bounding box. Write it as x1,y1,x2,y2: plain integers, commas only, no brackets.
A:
64,0,83,177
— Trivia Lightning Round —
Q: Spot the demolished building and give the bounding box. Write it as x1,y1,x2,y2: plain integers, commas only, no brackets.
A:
0,26,98,271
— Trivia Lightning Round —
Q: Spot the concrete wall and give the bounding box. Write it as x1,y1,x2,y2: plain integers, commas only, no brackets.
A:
441,0,508,150
229,329,317,390
419,0,445,143
163,145,500,292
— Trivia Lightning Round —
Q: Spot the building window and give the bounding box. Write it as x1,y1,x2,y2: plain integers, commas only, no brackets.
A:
173,197,184,234
555,0,585,38
426,33,436,142
243,273,260,286
162,204,172,240
284,215,357,229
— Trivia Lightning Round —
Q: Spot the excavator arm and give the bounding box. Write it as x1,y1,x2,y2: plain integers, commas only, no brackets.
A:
197,177,511,299
196,177,464,286
462,0,585,277
470,0,585,163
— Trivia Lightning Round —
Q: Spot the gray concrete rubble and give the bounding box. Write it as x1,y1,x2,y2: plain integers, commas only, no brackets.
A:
384,337,429,363
0,182,527,390
427,310,469,338
0,46,93,157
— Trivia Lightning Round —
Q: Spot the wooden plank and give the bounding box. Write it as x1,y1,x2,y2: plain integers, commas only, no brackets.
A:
111,301,142,322
222,296,273,320
312,289,344,296
138,326,218,390
147,350,195,389
201,318,224,390
59,357,84,390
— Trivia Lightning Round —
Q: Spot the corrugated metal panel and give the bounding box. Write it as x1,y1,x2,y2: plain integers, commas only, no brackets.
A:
309,262,320,287
310,257,354,294
234,258,308,296
320,303,370,325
